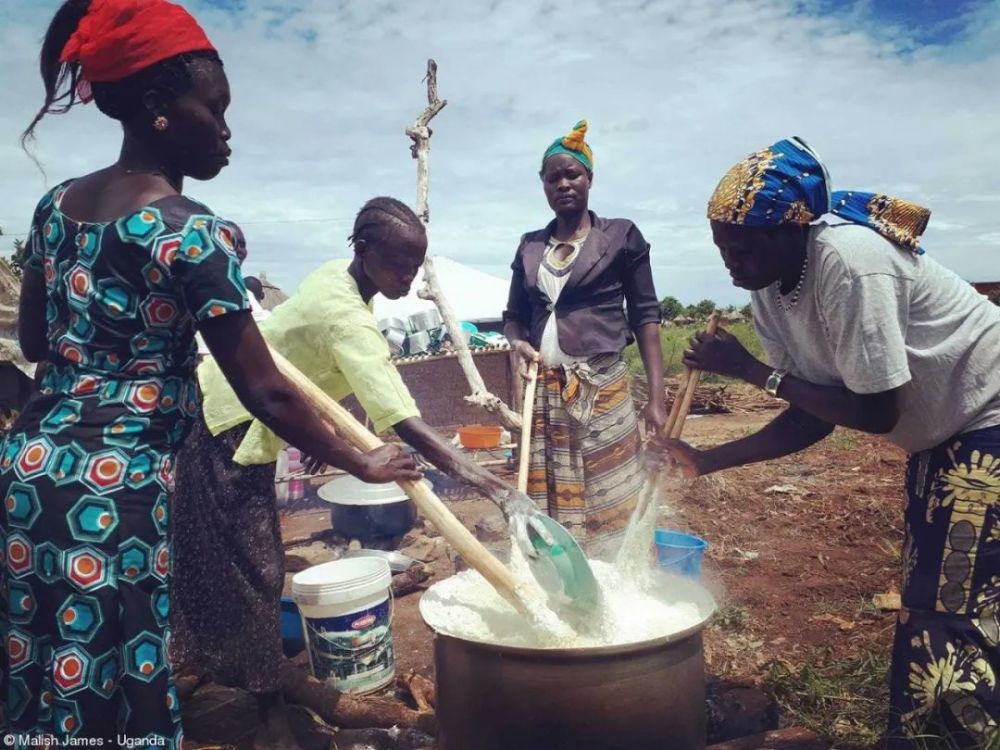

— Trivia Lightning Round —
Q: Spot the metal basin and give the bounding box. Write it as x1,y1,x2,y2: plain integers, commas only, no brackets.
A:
406,330,432,355
318,475,430,541
420,572,715,750
384,328,407,358
408,308,443,332
378,317,408,334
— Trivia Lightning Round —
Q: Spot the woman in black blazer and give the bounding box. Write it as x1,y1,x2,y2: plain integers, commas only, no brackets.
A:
503,121,666,555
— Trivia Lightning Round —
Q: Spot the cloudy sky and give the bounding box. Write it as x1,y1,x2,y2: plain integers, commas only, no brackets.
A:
2,0,999,307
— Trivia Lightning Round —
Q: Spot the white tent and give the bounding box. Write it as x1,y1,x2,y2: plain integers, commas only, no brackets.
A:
372,256,509,325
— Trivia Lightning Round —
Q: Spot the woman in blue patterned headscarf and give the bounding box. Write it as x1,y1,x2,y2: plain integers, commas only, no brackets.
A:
706,136,929,251
659,137,1000,748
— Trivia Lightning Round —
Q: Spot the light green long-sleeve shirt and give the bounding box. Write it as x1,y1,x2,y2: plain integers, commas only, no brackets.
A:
197,259,420,465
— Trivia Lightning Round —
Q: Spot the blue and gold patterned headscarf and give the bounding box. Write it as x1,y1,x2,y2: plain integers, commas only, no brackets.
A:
541,120,594,175
707,137,930,254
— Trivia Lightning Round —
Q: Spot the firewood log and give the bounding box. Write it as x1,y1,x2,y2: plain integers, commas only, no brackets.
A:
706,727,821,749
391,564,432,598
278,662,435,735
397,670,437,711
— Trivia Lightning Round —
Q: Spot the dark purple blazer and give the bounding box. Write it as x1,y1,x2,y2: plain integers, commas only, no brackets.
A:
503,213,661,357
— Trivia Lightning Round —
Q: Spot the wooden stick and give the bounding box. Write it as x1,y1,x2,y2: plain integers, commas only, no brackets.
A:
267,347,530,614
627,312,723,526
517,360,538,493
669,311,721,440
662,367,693,438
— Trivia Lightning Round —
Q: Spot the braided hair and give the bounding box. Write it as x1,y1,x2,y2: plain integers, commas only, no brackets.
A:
22,0,222,146
350,197,426,249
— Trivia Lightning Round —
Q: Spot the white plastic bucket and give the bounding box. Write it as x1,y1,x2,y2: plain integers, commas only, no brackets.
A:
291,558,395,694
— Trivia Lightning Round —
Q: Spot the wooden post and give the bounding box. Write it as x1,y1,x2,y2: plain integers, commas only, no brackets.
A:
407,59,522,430
619,312,723,570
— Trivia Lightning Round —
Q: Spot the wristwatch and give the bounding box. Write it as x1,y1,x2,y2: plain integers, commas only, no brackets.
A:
765,369,787,398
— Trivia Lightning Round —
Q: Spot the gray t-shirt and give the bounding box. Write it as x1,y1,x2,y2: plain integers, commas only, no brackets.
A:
752,219,1000,453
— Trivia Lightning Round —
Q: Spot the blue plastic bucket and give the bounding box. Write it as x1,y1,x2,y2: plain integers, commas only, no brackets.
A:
280,597,304,657
654,530,708,578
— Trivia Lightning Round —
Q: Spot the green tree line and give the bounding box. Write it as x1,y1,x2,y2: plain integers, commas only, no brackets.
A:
658,295,752,321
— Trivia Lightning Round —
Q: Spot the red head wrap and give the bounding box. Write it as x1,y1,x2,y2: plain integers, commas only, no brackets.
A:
60,0,216,85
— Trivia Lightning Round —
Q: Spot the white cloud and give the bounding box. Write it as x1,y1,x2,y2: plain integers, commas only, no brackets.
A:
2,0,1000,306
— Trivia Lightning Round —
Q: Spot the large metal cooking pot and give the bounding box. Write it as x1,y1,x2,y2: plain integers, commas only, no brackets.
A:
317,475,430,541
420,572,715,750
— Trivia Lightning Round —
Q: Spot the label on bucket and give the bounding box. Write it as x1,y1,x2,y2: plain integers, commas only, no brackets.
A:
303,598,394,694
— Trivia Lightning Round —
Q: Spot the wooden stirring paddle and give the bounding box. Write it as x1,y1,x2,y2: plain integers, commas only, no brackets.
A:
517,360,539,494
665,310,721,441
266,347,531,615
631,310,722,524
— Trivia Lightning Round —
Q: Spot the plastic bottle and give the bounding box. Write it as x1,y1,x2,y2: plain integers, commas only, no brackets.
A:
287,447,305,501
275,450,289,507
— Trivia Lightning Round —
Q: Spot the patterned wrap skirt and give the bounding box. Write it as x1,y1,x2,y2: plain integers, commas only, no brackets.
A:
170,415,284,694
526,354,644,557
0,383,188,744
889,425,1000,748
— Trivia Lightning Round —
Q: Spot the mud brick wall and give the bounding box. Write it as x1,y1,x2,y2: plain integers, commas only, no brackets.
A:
340,348,518,430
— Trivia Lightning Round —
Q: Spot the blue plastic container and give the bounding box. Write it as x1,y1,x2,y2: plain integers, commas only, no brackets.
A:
654,530,708,578
280,596,305,657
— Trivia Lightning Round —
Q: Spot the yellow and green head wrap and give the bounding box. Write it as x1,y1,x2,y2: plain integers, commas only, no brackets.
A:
541,120,594,175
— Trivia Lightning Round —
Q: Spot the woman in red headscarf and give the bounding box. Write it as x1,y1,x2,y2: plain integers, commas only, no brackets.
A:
4,1,421,744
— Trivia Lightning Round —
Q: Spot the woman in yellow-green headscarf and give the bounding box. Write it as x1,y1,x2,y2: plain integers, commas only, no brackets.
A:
503,120,667,557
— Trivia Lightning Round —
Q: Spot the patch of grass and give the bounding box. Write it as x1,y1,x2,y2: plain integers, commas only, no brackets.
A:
855,596,881,620
908,728,977,750
623,321,765,380
762,648,994,748
827,429,859,451
875,536,902,564
763,647,890,748
715,604,752,631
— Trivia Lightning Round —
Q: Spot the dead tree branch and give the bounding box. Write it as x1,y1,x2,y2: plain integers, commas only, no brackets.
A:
407,59,522,430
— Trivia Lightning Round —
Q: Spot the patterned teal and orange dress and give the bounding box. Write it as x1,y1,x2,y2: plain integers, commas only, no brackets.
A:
0,181,250,744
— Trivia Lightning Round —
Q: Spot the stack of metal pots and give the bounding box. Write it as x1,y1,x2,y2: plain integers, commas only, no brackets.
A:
378,309,447,357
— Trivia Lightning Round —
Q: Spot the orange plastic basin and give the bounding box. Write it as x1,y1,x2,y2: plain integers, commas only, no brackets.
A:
458,425,503,449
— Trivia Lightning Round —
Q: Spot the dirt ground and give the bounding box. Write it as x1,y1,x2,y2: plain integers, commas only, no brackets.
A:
677,411,905,747
667,410,903,653
278,404,907,748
